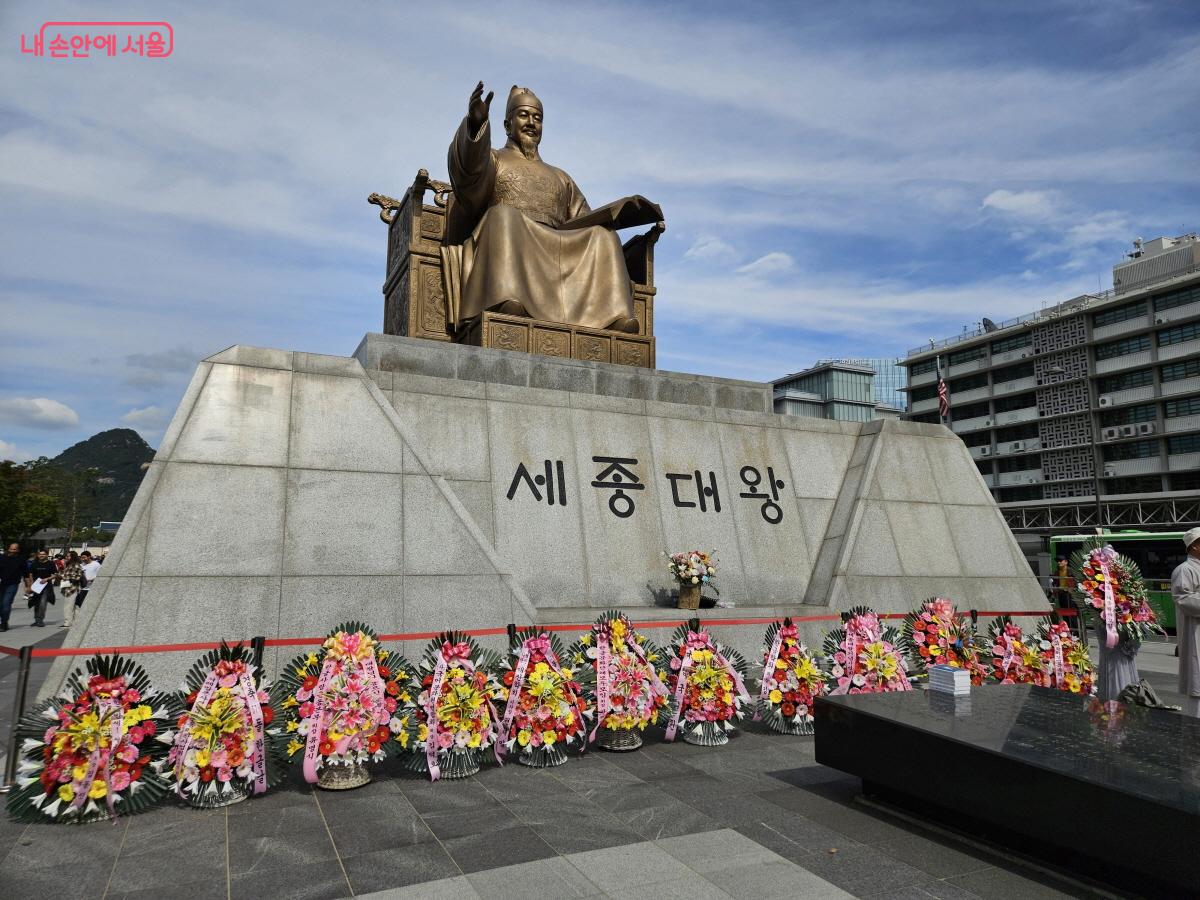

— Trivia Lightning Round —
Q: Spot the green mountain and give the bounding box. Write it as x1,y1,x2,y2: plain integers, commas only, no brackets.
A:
52,428,155,524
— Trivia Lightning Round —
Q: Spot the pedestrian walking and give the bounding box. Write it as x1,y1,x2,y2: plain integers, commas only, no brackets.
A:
59,551,83,627
24,549,58,627
66,550,101,628
0,543,26,632
1171,527,1200,718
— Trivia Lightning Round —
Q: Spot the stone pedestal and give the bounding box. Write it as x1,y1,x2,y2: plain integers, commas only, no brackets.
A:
461,311,654,368
46,334,1048,695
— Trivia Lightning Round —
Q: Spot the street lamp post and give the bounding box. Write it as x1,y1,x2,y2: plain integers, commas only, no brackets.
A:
1048,365,1104,533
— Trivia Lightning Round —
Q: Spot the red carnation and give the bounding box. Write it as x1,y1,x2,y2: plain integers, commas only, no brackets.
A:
375,726,391,742
502,670,515,686
199,766,215,782
385,682,400,697
319,739,335,756
141,720,157,736
302,676,319,691
260,706,274,725
378,666,390,679
781,702,796,717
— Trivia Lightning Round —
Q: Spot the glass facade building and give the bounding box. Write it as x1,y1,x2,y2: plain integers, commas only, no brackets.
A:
772,362,892,422
821,358,907,411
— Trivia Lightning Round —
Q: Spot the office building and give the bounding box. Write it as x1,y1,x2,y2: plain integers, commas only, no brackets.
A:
818,357,907,411
774,361,902,421
901,233,1200,572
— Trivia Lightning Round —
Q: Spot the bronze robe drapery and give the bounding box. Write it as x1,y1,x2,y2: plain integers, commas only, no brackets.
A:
440,117,634,331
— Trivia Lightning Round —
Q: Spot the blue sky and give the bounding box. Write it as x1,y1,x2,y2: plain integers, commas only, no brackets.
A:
2,0,1198,460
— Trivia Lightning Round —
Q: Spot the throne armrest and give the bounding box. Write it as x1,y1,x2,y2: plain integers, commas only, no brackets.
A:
621,220,665,290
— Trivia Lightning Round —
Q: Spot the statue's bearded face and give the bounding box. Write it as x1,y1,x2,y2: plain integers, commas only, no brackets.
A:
505,105,542,156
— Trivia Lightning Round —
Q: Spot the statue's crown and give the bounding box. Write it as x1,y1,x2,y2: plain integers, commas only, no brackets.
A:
506,85,542,117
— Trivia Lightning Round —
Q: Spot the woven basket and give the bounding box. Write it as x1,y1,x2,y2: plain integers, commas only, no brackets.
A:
597,726,643,751
682,722,730,746
677,583,702,610
317,761,371,791
190,784,249,808
518,743,568,768
438,748,482,780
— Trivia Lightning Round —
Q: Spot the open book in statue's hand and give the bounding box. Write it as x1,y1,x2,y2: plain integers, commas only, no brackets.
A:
559,195,663,231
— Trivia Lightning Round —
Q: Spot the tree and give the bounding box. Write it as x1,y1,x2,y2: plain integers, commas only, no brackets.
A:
0,460,62,543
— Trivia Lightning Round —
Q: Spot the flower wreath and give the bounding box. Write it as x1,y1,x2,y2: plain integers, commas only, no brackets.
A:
275,622,412,781
756,618,826,735
168,643,287,807
986,617,1048,686
401,631,503,781
1071,542,1161,651
663,620,751,745
900,598,988,685
1034,618,1094,695
7,654,179,824
567,611,671,737
823,606,912,695
496,627,591,768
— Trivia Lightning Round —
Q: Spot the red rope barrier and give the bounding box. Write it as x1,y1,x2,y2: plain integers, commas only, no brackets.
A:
4,607,1072,659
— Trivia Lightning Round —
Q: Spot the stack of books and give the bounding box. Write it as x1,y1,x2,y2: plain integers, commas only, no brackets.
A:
928,664,970,696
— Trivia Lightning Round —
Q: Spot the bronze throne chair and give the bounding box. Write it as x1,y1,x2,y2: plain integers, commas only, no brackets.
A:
370,170,661,367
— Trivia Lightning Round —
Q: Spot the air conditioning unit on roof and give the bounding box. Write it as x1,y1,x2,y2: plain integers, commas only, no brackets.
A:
1155,316,1166,325
1098,396,1113,407
1103,466,1117,478
1120,424,1137,437
1137,421,1157,435
1011,441,1025,451
979,446,991,456
1101,426,1121,441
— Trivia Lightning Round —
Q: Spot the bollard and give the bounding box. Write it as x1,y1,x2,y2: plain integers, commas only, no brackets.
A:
1,645,34,793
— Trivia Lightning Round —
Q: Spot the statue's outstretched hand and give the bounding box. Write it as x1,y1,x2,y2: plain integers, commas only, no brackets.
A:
468,81,493,135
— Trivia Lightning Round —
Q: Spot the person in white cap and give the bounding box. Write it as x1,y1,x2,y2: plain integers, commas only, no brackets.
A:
1171,526,1200,717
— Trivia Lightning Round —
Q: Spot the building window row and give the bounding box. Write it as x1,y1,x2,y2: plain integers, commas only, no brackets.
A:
1162,358,1200,382
1095,333,1151,360
1100,404,1157,426
993,361,1035,383
911,384,938,402
1172,472,1200,491
997,485,1043,502
1152,284,1200,313
949,372,989,392
955,401,990,420
994,392,1036,413
1168,433,1200,455
1165,396,1200,418
1093,300,1145,328
990,332,1032,354
1157,321,1200,347
948,345,988,366
909,358,938,376
1102,439,1158,461
995,422,1039,442
1105,475,1162,494
998,453,1041,472
1098,369,1154,392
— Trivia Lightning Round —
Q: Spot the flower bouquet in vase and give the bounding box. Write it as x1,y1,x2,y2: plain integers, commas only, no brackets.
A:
168,642,286,808
823,606,912,695
6,654,179,824
567,611,671,751
663,619,751,746
756,618,826,735
666,550,717,610
496,626,591,768
900,598,988,685
402,631,502,781
987,617,1049,685
276,622,413,791
1034,618,1094,695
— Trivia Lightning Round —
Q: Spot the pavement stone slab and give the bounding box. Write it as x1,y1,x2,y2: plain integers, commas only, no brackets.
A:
229,856,350,900
340,841,462,895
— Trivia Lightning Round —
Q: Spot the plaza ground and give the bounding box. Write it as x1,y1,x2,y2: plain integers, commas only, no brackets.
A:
0,605,1187,899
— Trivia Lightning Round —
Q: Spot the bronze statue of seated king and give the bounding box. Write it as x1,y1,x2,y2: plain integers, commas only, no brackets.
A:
370,81,664,368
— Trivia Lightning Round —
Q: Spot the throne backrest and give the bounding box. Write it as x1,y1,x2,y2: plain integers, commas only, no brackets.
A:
372,169,660,343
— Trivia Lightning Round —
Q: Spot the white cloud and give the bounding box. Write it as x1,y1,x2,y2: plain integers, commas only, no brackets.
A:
982,189,1060,222
683,234,738,263
0,439,32,463
737,252,795,277
121,406,170,431
0,398,80,430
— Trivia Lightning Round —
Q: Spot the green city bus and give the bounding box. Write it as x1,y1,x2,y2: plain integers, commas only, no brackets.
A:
1048,531,1187,632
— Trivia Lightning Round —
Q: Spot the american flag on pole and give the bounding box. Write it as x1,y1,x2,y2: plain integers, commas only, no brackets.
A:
936,358,950,422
